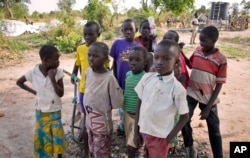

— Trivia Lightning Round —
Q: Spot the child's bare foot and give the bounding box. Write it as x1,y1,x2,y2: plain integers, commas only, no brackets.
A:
0,112,4,117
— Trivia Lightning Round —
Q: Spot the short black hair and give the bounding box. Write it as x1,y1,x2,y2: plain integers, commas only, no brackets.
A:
139,20,149,29
39,45,59,60
130,46,148,60
200,25,219,42
122,18,137,28
167,30,179,42
84,21,100,34
90,42,109,56
156,39,180,58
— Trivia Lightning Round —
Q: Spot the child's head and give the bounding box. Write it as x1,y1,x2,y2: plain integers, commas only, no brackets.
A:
139,20,150,39
162,30,179,43
128,46,147,74
153,40,180,76
84,21,100,46
88,42,109,70
121,19,137,42
199,26,219,52
39,45,60,69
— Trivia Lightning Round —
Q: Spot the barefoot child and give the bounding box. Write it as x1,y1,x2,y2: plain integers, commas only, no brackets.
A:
182,26,227,158
110,19,141,136
134,40,189,158
84,42,124,158
124,46,147,158
16,45,68,158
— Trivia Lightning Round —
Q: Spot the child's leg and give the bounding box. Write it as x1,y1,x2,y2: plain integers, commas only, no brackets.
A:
91,132,112,158
200,104,223,158
57,154,62,158
117,108,125,136
124,111,138,158
143,134,169,158
181,96,198,147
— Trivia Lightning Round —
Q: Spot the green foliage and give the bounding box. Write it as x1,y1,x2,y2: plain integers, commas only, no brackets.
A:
57,0,76,14
148,0,194,16
11,2,28,19
102,30,114,40
221,36,250,46
55,31,82,53
127,7,156,26
220,45,248,58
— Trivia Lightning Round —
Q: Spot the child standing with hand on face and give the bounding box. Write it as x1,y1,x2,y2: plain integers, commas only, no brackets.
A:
123,46,147,158
84,42,124,158
16,45,68,158
134,40,189,158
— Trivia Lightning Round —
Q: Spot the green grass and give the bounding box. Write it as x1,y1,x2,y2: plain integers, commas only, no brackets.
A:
221,36,250,46
219,44,249,58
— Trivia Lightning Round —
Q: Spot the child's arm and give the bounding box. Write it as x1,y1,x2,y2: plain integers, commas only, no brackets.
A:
200,83,222,120
16,76,36,95
133,99,143,147
180,51,192,69
112,59,117,79
48,69,64,97
166,113,189,143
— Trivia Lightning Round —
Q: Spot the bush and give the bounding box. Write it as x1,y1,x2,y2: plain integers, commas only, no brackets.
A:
102,31,115,40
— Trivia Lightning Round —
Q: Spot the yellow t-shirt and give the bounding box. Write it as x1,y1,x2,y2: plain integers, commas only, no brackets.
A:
76,44,109,93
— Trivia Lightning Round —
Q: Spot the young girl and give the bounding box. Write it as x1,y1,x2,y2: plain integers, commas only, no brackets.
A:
84,42,124,158
123,46,147,158
110,18,141,136
16,45,68,158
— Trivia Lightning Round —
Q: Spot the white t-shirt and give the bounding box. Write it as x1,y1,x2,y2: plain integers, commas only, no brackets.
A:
25,64,64,112
135,72,189,138
192,18,199,31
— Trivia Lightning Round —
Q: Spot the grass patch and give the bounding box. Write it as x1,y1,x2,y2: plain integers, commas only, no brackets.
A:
219,44,249,58
221,36,250,46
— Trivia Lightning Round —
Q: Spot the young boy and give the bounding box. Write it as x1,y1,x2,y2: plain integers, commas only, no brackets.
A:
71,21,108,155
135,19,157,72
16,45,68,158
124,46,147,158
134,40,189,158
110,18,141,136
182,26,227,158
84,42,124,158
190,13,200,45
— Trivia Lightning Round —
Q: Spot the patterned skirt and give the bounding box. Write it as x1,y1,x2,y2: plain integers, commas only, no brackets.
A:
34,110,68,158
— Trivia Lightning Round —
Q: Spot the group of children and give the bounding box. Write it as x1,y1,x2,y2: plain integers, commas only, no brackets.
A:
16,18,227,158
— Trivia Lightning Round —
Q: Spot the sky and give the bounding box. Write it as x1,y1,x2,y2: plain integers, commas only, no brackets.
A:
27,0,242,15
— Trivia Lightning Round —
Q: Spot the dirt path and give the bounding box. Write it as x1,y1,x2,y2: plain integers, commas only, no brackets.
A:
0,31,250,158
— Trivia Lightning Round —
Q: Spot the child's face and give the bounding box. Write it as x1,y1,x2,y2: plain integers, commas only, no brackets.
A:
122,21,136,42
163,32,176,42
84,25,99,46
199,33,215,52
128,50,145,74
44,52,60,69
153,45,177,76
88,45,107,70
140,22,150,39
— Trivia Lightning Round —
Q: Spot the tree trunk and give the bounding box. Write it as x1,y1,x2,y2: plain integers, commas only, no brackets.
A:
4,0,13,19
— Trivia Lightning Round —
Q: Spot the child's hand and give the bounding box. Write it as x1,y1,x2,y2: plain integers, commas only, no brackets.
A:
133,132,143,147
48,69,57,80
199,106,210,120
148,34,157,41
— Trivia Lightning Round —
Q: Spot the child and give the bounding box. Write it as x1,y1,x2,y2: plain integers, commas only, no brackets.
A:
182,26,227,158
134,40,189,158
71,21,108,155
190,13,200,45
16,45,68,158
110,18,141,136
124,46,147,158
84,42,124,158
135,19,157,72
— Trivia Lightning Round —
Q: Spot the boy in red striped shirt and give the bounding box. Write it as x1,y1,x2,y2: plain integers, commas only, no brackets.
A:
182,26,227,158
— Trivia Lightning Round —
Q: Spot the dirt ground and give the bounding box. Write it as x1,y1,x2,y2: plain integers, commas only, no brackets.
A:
0,30,250,158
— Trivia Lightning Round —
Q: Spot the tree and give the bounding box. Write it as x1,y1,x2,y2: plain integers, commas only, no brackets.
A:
0,0,30,19
143,0,194,15
241,0,250,14
57,0,76,14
